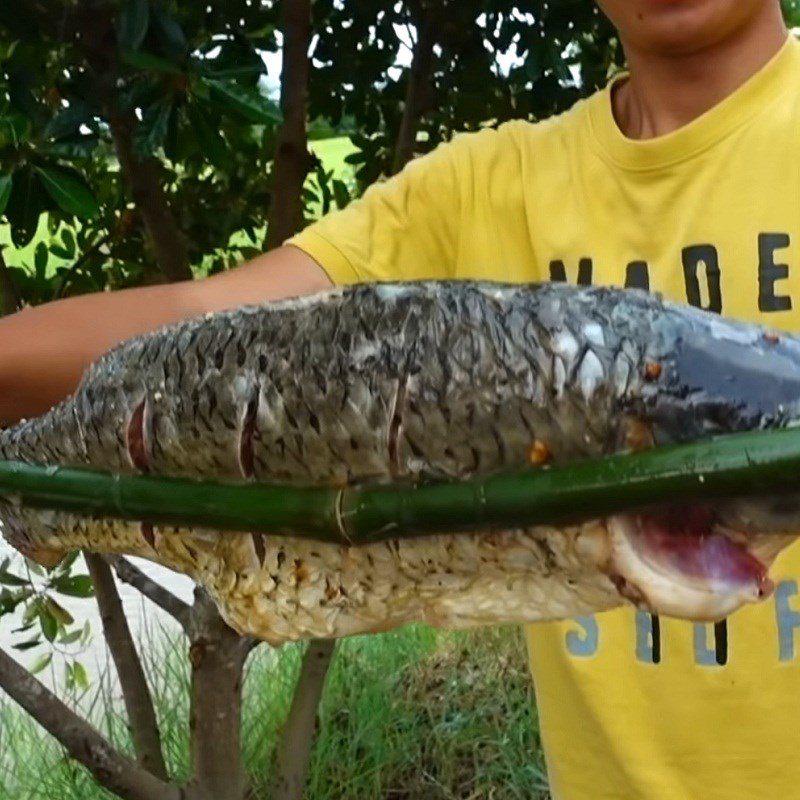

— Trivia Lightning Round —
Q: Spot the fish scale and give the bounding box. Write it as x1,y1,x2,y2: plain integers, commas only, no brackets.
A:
4,281,800,643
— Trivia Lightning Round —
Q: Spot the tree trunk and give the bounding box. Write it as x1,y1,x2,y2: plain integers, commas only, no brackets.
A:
85,553,168,780
266,0,313,250
185,590,252,800
392,6,438,174
0,249,20,315
271,639,336,800
108,113,192,282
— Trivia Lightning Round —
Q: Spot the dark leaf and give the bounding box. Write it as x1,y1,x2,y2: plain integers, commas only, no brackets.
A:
186,102,227,166
0,174,12,216
61,228,76,259
332,179,351,210
34,241,48,279
134,97,174,158
152,3,188,60
0,570,27,587
203,79,281,125
43,102,92,141
35,165,99,220
0,113,31,147
52,574,94,598
117,0,150,51
13,637,41,651
121,49,183,75
39,607,58,642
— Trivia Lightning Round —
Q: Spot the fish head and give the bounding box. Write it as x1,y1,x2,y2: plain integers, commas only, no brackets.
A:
604,506,796,621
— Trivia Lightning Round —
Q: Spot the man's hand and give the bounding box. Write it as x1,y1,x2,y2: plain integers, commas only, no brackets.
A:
0,246,331,426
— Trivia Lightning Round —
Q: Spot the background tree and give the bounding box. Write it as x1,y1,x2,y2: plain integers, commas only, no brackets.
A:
0,1,635,798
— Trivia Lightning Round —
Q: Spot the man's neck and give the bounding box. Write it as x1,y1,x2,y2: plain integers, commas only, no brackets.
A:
614,8,788,140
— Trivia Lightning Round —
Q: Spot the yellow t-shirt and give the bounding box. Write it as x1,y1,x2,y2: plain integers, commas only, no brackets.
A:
290,35,800,800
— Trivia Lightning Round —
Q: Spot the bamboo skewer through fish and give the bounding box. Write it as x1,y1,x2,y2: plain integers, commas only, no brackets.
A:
1,282,800,644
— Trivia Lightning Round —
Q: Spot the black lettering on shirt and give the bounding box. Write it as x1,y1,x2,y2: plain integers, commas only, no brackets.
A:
714,620,728,665
550,258,593,286
651,614,661,664
758,232,792,312
682,245,722,313
625,261,650,291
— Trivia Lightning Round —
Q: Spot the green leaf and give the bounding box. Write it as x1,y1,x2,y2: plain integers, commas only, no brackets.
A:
71,660,89,690
117,0,150,51
0,112,31,147
121,49,183,74
0,174,12,216
39,607,58,642
0,569,28,587
58,628,83,645
45,597,74,626
202,79,281,125
30,652,52,675
35,165,99,220
34,242,48,280
52,574,94,598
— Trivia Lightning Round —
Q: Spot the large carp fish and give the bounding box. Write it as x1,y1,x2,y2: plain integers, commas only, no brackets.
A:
1,281,800,645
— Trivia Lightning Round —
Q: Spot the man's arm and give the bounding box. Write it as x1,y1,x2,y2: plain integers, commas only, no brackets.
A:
0,246,331,425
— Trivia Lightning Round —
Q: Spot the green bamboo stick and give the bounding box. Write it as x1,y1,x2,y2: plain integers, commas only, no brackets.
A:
1,427,800,544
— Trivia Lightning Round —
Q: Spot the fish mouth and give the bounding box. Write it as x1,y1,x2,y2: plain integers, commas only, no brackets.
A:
606,508,793,622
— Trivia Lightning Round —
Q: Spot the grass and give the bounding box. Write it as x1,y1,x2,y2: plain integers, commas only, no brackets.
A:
0,624,549,800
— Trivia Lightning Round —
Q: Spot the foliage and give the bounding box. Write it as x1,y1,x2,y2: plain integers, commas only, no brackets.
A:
0,0,286,291
0,552,93,687
0,624,544,800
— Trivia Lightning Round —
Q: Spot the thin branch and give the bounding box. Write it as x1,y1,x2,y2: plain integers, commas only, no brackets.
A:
392,4,438,174
0,646,179,800
107,556,191,631
0,249,21,315
54,232,114,299
85,553,168,779
270,639,336,800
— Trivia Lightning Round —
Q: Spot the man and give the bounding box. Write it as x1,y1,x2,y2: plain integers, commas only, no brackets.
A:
1,1,797,796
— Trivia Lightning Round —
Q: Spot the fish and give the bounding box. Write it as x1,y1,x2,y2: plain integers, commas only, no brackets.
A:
1,280,800,645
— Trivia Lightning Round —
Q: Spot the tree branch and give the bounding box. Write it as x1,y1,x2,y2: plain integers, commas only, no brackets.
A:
270,638,336,800
84,553,168,780
392,4,438,174
107,112,192,283
107,556,191,631
0,646,179,800
266,0,314,250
